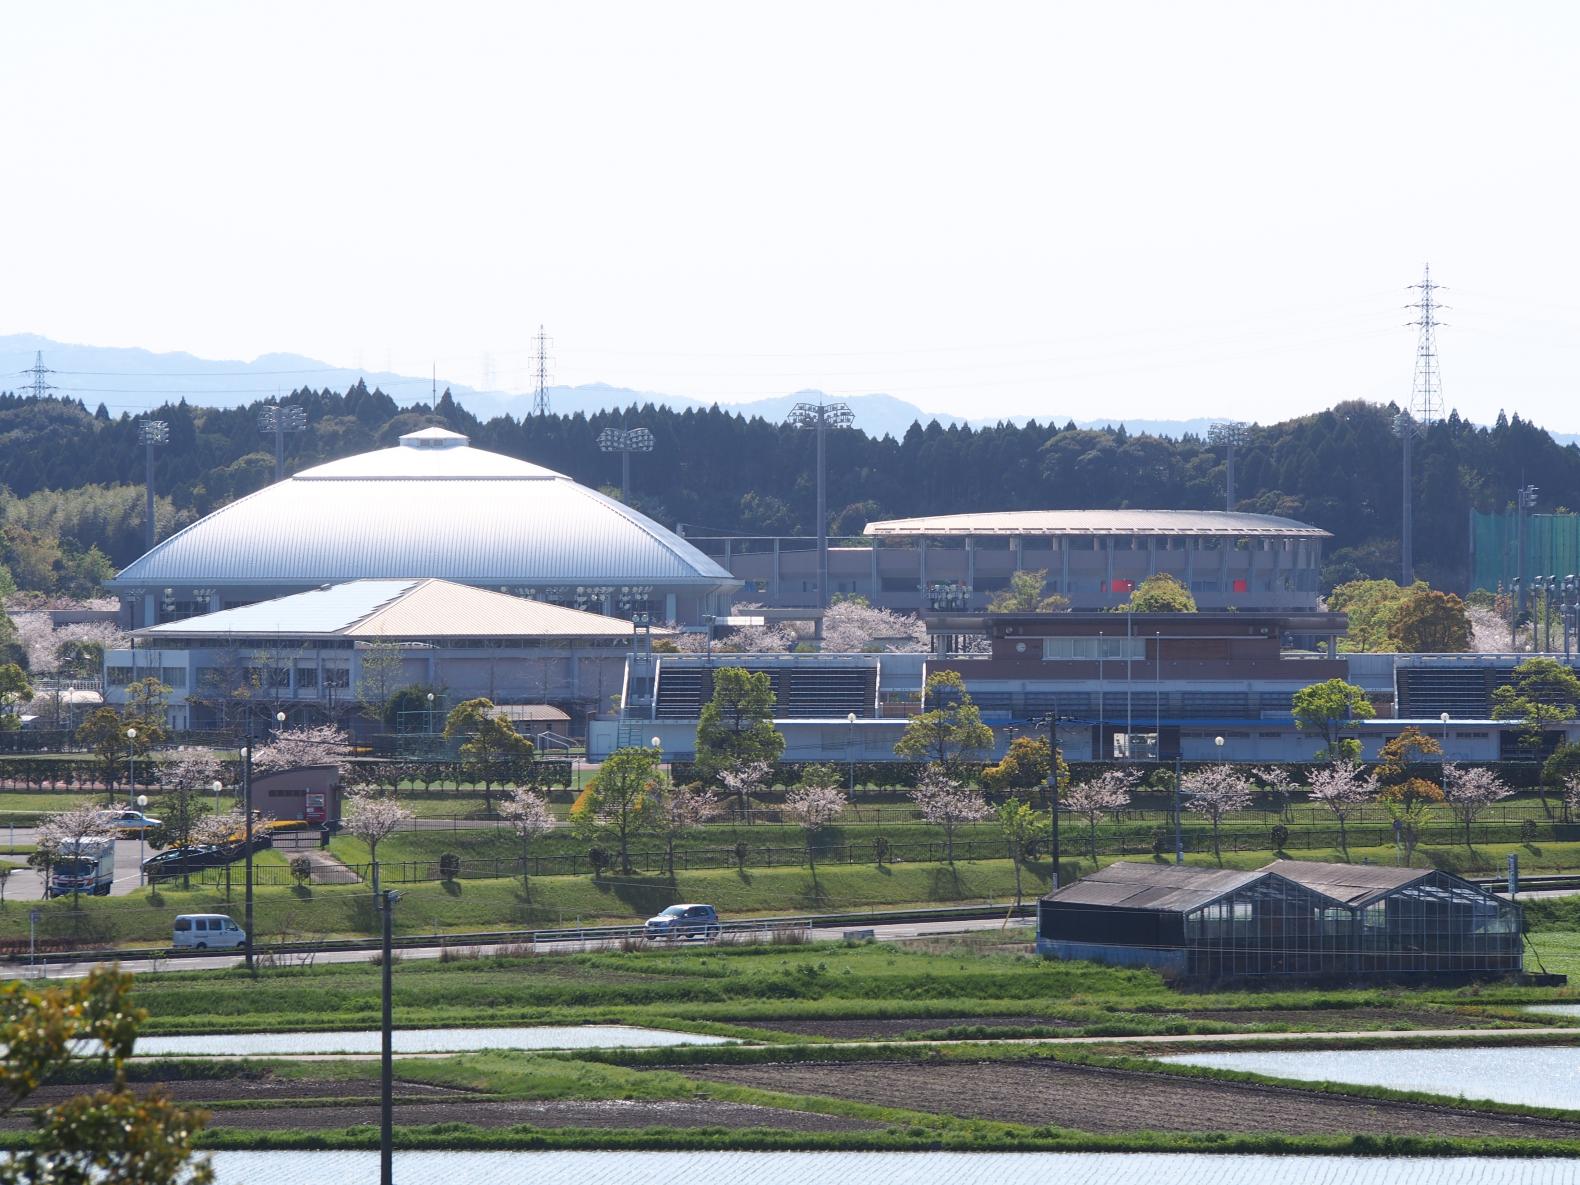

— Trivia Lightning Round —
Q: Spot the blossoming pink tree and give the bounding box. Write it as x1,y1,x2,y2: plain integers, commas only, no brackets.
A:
651,782,723,875
343,791,413,898
781,771,847,869
498,786,556,892
1063,769,1136,866
911,765,990,864
1181,764,1254,864
1440,763,1512,848
1304,761,1377,853
719,759,772,824
1252,765,1296,820
252,724,353,779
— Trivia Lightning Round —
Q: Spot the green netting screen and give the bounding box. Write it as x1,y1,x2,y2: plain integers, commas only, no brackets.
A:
1471,511,1580,593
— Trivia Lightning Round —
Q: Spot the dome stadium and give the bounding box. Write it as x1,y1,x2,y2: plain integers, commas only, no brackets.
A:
110,427,739,627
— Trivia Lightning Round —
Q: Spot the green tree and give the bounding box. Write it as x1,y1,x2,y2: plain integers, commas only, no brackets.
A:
571,746,661,875
75,708,145,801
1328,578,1408,652
1118,572,1196,613
0,663,32,730
1291,678,1374,759
694,667,785,782
1542,742,1580,817
1392,584,1472,651
979,734,1069,806
894,670,994,772
1492,656,1580,749
121,676,171,730
356,641,409,724
0,968,213,1184
443,697,535,813
986,569,1069,613
995,796,1040,906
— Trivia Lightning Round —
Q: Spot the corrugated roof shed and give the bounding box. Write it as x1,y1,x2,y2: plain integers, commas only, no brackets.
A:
1265,860,1433,906
1041,862,1269,912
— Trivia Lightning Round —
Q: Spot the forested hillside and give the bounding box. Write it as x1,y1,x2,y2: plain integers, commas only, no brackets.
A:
0,382,1575,596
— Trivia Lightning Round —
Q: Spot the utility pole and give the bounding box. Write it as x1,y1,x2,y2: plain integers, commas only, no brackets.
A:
596,426,656,501
138,420,169,551
532,326,553,416
1393,411,1417,585
1407,264,1447,425
1040,716,1065,891
379,888,401,1185
785,400,855,608
242,742,254,972
257,402,306,482
1207,421,1247,511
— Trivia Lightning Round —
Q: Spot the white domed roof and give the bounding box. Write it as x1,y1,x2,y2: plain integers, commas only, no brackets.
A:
113,431,734,590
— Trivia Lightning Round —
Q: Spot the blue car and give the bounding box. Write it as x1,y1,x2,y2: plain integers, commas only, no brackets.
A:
644,903,721,941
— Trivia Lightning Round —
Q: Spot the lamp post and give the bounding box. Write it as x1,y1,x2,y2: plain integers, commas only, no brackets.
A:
135,793,148,887
211,780,223,814
426,691,435,737
125,727,137,803
1440,711,1450,760
242,742,254,973
1031,715,1067,891
846,712,857,792
275,709,286,735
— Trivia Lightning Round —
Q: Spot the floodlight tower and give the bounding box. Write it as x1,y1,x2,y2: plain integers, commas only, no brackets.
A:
596,426,655,501
1517,483,1539,615
785,399,855,609
139,420,169,550
257,402,307,482
1393,411,1418,585
1207,421,1248,511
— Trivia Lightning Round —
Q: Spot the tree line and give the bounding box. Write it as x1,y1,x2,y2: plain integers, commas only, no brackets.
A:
0,384,1578,595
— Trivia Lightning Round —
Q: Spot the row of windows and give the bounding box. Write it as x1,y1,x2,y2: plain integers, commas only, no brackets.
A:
106,667,187,689
1042,637,1149,661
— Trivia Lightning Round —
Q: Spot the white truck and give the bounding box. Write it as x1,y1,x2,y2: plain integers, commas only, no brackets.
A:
48,836,115,897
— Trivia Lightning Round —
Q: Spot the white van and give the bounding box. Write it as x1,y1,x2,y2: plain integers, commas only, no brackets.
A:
172,914,246,950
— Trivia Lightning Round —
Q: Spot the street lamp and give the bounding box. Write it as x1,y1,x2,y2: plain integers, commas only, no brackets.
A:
846,712,857,792
426,691,436,735
135,793,149,887
212,780,223,813
125,727,137,802
275,710,287,734
785,400,855,609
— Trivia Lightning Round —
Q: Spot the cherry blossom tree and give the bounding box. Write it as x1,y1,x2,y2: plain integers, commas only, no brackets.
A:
820,598,927,653
711,604,797,653
344,791,413,898
911,765,990,864
1252,765,1296,820
252,724,353,778
718,759,772,824
1181,764,1254,864
651,782,723,876
38,802,110,903
1440,763,1513,849
1565,774,1580,825
498,786,556,892
781,769,847,869
1064,769,1136,866
1304,761,1377,853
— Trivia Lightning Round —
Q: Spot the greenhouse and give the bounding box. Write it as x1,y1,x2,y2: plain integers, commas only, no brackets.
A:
1037,860,1522,981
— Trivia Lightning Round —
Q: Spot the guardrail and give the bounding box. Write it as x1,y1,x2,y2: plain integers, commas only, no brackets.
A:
2,901,1034,969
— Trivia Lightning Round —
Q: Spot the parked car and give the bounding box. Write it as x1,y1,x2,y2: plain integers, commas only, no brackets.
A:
97,807,162,834
644,903,721,941
172,913,245,951
142,845,225,881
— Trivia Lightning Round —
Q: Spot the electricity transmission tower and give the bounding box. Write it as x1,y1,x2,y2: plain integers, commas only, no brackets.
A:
1207,421,1248,511
1407,264,1446,424
785,399,855,609
597,426,655,501
139,419,169,551
1393,411,1418,585
258,402,307,482
20,351,55,398
532,326,553,416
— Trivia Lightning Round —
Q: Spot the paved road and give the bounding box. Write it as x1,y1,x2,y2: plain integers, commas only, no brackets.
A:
6,915,1035,979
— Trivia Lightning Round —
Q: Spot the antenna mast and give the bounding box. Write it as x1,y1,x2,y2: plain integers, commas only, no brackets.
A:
532,326,553,416
1407,264,1446,424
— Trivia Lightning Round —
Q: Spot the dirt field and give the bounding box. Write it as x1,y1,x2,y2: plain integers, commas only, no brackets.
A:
1174,1007,1544,1030
748,1015,1077,1039
197,1099,879,1132
679,1058,1580,1139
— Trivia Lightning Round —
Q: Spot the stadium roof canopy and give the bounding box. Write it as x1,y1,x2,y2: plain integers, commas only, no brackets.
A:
132,578,641,642
864,509,1330,539
111,428,735,590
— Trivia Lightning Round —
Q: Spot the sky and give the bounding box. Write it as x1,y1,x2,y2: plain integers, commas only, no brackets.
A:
5,1,1580,429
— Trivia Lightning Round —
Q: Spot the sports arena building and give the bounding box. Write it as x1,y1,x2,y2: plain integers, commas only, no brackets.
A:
687,509,1329,614
109,427,740,629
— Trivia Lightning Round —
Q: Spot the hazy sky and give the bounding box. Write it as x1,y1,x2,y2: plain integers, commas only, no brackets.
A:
6,2,1580,428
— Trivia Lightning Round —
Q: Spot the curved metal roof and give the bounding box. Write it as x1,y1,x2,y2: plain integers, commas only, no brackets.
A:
864,509,1330,538
112,430,734,589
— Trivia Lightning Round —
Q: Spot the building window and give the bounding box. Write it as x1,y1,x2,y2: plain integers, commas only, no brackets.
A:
106,666,136,686
295,666,319,689
159,667,187,689
324,668,351,689
1043,637,1146,662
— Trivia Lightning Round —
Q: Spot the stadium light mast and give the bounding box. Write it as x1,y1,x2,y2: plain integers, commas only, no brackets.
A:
258,402,307,482
1516,483,1539,616
1207,421,1248,512
138,419,169,551
596,426,656,501
1393,411,1418,585
785,399,855,609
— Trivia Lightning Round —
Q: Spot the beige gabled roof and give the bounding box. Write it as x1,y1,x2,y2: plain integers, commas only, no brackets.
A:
136,578,640,642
